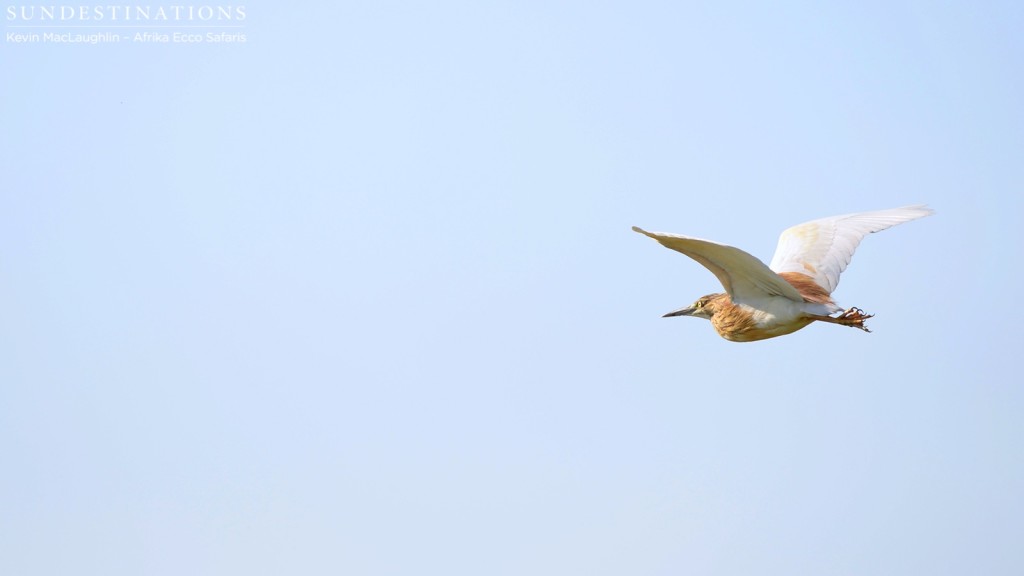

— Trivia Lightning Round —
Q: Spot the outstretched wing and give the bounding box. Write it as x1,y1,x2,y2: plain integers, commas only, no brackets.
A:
768,205,934,294
632,226,805,304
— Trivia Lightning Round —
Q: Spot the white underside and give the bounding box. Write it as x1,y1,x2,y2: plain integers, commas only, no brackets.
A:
739,296,841,329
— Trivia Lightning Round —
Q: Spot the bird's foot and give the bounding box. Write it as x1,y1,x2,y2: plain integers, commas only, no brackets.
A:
835,307,873,332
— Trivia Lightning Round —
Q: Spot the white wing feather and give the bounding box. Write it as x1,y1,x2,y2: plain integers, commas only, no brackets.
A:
632,226,805,304
768,205,934,294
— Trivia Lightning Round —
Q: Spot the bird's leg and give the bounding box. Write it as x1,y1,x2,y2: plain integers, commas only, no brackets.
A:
834,307,873,332
811,307,874,332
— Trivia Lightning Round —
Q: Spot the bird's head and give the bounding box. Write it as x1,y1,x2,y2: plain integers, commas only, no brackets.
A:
662,293,725,320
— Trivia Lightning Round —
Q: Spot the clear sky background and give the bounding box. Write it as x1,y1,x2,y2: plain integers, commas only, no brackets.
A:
2,2,1022,575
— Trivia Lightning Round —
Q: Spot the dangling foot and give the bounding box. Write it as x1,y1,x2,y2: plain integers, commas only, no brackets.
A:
834,307,873,332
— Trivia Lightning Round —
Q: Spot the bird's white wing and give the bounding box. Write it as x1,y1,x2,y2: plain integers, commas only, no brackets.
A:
632,226,805,304
768,205,934,294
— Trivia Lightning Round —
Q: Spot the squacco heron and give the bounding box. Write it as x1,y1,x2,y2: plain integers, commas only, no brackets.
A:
633,205,933,342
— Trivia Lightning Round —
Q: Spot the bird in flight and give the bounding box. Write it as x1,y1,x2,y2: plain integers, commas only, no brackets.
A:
632,205,933,342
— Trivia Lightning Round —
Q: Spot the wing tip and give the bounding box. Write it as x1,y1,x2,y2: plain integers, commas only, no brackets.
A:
899,204,936,217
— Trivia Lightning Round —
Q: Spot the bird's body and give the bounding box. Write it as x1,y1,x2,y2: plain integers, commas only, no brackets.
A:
633,205,933,342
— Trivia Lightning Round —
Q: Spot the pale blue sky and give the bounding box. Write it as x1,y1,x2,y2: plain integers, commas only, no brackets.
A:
2,2,1022,575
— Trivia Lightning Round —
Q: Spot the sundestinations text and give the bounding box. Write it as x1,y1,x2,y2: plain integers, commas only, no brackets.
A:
5,5,246,21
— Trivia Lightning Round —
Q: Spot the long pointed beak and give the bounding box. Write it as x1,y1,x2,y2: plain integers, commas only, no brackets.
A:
662,305,696,318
